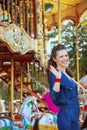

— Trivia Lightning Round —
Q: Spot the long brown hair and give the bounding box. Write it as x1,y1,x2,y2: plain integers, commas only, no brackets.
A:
46,44,74,77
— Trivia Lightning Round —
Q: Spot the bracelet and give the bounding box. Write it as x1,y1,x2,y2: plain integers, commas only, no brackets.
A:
55,78,61,82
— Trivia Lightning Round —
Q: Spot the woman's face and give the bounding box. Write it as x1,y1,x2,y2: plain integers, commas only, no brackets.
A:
53,49,69,69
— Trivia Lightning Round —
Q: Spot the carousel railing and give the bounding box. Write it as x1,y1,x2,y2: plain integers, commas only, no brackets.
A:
23,69,48,92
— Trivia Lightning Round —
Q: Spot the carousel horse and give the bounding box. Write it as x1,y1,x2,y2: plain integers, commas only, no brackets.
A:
29,93,58,130
0,96,58,130
0,97,38,130
19,96,58,130
19,96,39,130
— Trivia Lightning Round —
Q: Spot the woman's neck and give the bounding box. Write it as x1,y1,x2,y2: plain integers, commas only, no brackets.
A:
57,66,66,72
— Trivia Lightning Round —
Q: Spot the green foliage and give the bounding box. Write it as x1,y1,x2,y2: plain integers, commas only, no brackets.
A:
78,18,87,77
62,19,87,79
61,21,77,77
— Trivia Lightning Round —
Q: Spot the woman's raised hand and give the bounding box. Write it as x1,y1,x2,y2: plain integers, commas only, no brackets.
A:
49,65,61,78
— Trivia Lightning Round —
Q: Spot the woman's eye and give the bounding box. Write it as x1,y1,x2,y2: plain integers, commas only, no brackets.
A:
65,54,68,57
60,55,68,58
60,55,63,58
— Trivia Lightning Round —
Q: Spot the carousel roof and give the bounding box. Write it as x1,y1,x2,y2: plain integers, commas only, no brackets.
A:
43,0,84,14
0,0,87,55
40,0,87,29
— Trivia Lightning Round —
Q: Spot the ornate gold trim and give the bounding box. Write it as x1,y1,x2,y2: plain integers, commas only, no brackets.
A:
0,23,36,55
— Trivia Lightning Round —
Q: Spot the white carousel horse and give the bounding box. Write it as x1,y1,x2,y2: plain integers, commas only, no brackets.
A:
19,96,58,130
0,97,38,130
19,96,38,129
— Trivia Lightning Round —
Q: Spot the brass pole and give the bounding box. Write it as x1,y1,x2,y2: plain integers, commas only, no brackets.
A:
11,0,13,22
11,58,14,119
22,0,25,29
2,0,5,22
29,0,33,36
15,0,17,24
27,63,31,89
26,1,29,33
58,0,61,44
7,0,10,22
75,8,80,83
20,65,23,103
76,26,80,83
42,0,46,64
41,0,47,85
32,0,37,38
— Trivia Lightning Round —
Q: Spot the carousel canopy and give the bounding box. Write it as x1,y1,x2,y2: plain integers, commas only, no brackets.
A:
39,0,87,29
0,0,87,55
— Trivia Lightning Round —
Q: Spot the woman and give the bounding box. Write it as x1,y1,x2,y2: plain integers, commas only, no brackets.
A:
47,44,80,130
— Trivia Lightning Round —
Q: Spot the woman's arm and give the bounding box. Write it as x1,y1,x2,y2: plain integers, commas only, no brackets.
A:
49,72,66,106
49,65,61,92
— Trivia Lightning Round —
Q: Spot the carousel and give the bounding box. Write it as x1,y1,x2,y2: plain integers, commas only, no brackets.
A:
0,0,87,130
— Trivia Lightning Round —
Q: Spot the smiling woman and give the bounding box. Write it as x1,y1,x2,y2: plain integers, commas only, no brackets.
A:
46,44,80,130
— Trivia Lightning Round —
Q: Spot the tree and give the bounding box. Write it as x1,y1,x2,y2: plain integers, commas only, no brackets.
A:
78,17,87,77
61,20,77,77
